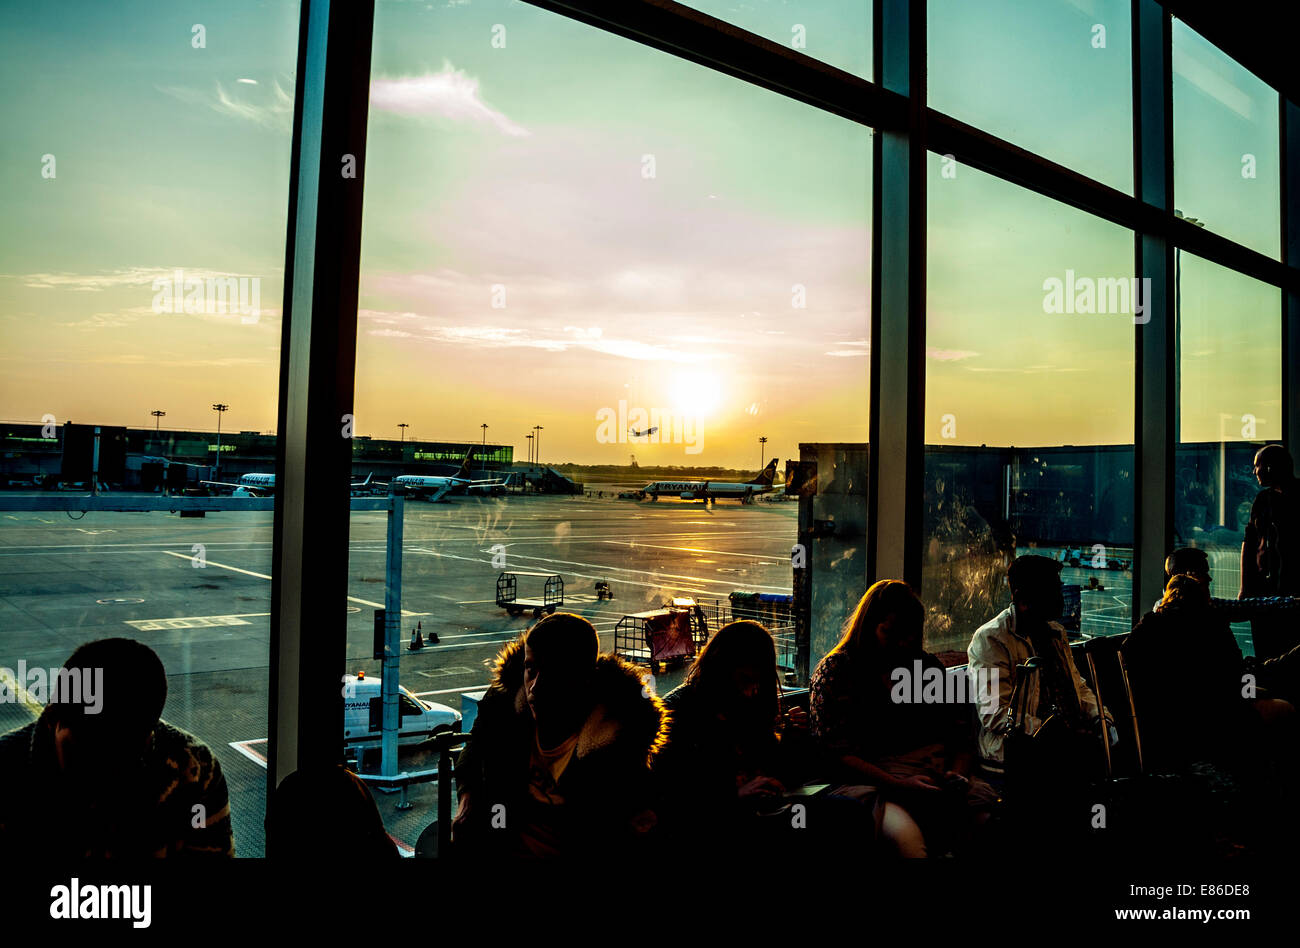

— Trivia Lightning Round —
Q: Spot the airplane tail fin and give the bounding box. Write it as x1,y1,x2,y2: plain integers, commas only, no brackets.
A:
455,446,475,480
750,459,779,486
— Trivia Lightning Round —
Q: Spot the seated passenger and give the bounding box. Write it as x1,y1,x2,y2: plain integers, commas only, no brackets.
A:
1124,573,1294,774
967,555,1114,785
811,580,998,858
268,764,399,860
451,612,667,858
654,620,828,853
0,637,234,857
1150,547,1300,624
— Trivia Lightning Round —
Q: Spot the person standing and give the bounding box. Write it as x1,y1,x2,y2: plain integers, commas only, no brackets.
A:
1240,444,1300,658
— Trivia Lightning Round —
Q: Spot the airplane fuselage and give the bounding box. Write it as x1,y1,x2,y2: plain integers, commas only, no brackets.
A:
642,479,772,501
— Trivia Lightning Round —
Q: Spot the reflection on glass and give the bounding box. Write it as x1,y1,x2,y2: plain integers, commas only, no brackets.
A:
928,0,1133,193
924,154,1135,650
1172,19,1281,260
0,0,301,856
354,0,871,849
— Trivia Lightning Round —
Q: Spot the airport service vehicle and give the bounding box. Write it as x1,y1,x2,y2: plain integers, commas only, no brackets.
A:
496,572,564,618
342,672,461,752
390,447,505,502
642,459,779,504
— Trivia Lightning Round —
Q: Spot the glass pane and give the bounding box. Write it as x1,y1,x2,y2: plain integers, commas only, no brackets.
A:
1173,19,1281,259
924,153,1135,650
0,0,300,857
682,0,871,80
928,0,1133,193
1175,250,1281,656
356,0,870,852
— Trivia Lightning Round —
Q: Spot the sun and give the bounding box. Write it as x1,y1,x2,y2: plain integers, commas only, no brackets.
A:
669,371,723,418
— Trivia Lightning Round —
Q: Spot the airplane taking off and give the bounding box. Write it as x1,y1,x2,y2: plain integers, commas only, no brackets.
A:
642,459,779,504
629,426,659,438
201,472,373,497
390,447,505,502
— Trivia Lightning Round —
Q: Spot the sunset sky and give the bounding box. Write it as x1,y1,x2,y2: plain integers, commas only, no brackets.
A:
0,0,1282,467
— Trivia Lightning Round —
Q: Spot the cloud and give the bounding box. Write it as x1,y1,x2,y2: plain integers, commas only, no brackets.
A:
155,78,295,131
369,64,529,136
68,312,141,331
826,340,870,357
358,310,714,362
11,266,281,293
925,347,979,361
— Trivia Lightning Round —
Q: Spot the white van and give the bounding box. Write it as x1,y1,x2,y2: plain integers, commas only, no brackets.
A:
342,672,461,753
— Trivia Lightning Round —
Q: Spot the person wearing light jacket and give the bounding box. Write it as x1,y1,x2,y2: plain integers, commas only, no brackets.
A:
967,555,1114,778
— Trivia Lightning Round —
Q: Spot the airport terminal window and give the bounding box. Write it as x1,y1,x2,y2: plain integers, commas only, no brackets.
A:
349,0,871,849
0,0,300,856
681,0,871,80
922,153,1135,651
1174,250,1281,653
927,0,1133,194
1172,18,1281,260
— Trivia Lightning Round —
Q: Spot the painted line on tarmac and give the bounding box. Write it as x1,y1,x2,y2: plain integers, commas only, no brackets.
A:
229,738,267,767
126,613,265,631
471,549,789,594
160,551,429,616
599,540,781,561
411,547,751,595
403,628,617,655
412,684,492,697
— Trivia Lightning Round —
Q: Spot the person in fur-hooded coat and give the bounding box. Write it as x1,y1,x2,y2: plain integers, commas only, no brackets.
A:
452,612,668,857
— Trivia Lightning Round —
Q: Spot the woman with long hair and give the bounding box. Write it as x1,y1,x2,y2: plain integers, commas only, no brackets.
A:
810,580,997,857
653,621,790,842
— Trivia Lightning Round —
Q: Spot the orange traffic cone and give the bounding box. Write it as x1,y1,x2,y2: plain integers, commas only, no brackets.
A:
409,625,423,650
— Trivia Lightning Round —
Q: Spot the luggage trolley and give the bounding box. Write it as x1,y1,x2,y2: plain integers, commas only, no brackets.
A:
614,597,712,673
496,572,564,618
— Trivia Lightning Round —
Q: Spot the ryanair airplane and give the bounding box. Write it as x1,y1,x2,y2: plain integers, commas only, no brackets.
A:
642,459,779,504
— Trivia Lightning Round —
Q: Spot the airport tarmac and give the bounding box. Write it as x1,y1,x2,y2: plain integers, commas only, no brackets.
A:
0,490,799,855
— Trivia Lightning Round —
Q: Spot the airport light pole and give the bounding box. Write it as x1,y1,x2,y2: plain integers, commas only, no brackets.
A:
533,425,543,467
398,422,408,443
151,410,165,431
526,433,534,465
212,403,228,477
759,436,768,468
481,423,488,445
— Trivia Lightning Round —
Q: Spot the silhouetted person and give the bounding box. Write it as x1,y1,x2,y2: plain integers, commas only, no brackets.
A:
1155,547,1299,619
1125,574,1293,774
812,581,997,858
451,613,667,858
0,638,234,857
1241,444,1300,657
655,620,834,856
968,556,1114,785
269,764,398,859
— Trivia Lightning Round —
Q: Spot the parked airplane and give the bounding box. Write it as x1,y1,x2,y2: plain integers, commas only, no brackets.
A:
390,447,504,502
201,472,373,497
642,459,779,504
